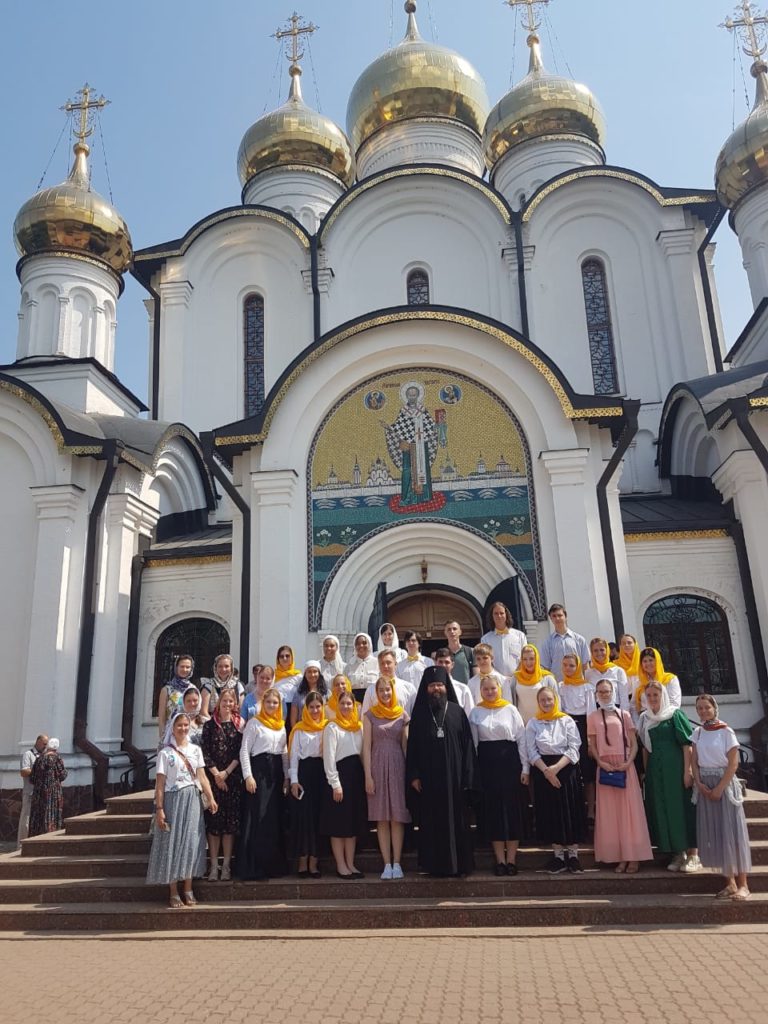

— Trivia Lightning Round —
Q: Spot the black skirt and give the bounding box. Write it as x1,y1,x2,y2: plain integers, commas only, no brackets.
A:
572,714,595,784
477,740,530,843
319,754,368,838
532,754,586,846
235,753,287,880
289,756,326,859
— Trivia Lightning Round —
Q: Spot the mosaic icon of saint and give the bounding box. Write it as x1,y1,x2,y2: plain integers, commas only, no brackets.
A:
380,381,439,506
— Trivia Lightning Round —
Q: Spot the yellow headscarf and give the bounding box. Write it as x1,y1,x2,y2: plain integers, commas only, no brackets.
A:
634,648,676,711
535,687,567,720
514,645,547,686
275,646,299,682
256,688,285,731
560,656,586,686
327,676,352,715
477,675,509,709
333,697,363,732
288,701,328,750
616,637,640,677
369,678,404,720
589,639,615,674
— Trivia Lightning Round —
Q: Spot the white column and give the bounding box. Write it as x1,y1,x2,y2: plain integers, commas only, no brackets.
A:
606,475,637,637
656,228,714,378
19,485,87,754
157,281,193,422
539,449,613,637
250,469,299,660
89,492,159,752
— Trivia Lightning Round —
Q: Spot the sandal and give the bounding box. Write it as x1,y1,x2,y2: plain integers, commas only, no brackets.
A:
715,885,738,899
731,887,751,901
614,863,627,874
168,895,184,909
182,891,198,906
626,862,639,875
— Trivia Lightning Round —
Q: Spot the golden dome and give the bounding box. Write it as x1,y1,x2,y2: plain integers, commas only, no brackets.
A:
484,33,605,170
238,68,355,189
346,0,490,155
14,142,132,274
715,62,768,209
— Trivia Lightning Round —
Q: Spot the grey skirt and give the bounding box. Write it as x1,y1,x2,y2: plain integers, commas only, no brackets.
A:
146,785,207,885
695,770,752,876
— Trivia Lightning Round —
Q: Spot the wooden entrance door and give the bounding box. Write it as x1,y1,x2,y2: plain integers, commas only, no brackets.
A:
388,590,482,656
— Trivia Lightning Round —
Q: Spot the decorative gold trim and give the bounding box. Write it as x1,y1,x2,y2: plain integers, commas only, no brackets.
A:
0,379,104,456
134,208,310,263
145,555,232,568
322,167,511,236
750,396,768,408
119,449,148,472
215,309,623,448
523,169,716,223
624,529,728,543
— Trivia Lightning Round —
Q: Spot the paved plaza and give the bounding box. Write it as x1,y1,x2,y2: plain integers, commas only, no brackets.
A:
3,926,767,1023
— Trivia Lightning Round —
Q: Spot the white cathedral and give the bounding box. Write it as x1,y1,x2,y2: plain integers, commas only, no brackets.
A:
1,0,768,826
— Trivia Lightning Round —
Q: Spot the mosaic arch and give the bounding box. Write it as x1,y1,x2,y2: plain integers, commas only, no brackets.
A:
307,368,545,628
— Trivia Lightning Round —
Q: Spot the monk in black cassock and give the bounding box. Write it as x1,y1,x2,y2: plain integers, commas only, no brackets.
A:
405,665,477,876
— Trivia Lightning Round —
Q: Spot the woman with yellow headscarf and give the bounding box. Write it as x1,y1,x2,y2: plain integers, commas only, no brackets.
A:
326,674,353,720
288,691,328,878
558,654,597,824
320,690,367,878
633,648,682,719
525,686,586,874
513,645,557,723
362,676,411,880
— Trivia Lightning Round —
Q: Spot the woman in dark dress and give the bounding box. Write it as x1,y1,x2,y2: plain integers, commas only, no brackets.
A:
29,738,67,836
201,688,244,881
288,691,328,877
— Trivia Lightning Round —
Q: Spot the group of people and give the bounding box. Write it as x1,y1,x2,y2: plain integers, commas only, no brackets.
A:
16,734,68,846
147,603,753,907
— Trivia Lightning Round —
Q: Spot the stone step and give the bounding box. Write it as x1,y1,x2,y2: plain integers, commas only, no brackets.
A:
747,818,768,840
0,867,766,905
0,856,149,880
20,832,151,858
64,813,151,836
1,892,766,931
105,791,155,816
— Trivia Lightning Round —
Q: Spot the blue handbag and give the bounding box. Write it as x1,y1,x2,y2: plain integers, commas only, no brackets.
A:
597,710,627,788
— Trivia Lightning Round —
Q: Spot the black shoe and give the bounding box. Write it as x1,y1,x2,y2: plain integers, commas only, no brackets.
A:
309,869,321,879
297,869,309,878
567,855,583,873
506,863,518,876
494,862,506,877
350,870,365,879
335,870,353,879
545,855,567,874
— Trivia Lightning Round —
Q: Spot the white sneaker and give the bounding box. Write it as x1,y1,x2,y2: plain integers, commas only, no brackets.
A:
391,863,404,879
220,863,231,881
380,863,393,880
207,863,219,881
682,854,702,873
667,853,687,872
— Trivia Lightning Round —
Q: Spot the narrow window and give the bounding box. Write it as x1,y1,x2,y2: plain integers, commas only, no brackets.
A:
407,269,430,306
243,294,265,417
581,258,619,394
643,594,737,696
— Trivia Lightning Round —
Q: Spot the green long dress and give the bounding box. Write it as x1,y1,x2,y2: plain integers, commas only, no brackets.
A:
642,710,697,853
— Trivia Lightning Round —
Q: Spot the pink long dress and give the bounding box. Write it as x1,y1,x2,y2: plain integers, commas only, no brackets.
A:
588,709,653,864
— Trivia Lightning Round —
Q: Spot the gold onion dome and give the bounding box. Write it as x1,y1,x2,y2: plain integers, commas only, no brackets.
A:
14,142,133,274
238,66,355,189
346,1,490,155
483,30,606,170
715,60,768,209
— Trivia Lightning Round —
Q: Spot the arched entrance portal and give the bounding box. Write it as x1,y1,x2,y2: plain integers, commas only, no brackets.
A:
387,587,483,657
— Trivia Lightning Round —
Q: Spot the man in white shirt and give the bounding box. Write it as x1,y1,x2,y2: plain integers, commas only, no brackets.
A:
469,644,514,704
395,631,433,687
539,603,590,674
362,649,417,715
480,602,527,675
433,648,473,718
17,733,48,848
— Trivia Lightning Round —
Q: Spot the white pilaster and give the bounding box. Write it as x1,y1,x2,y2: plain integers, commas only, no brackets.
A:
157,280,193,422
250,469,300,660
656,228,716,378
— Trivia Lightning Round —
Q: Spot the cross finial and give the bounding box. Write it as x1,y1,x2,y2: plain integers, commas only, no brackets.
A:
274,11,318,73
722,2,768,63
61,83,110,147
504,0,550,34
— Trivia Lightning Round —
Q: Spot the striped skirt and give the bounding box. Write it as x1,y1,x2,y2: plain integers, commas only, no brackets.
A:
695,770,752,876
145,785,207,885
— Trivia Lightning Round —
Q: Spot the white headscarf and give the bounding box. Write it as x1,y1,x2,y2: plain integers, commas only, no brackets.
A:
377,623,399,652
344,632,378,686
320,635,344,680
595,678,618,711
637,683,676,753
45,738,60,753
162,686,202,746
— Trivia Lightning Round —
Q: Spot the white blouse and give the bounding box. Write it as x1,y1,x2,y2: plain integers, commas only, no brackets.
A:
451,678,475,718
692,725,739,769
361,678,417,716
288,729,324,784
395,657,433,687
344,656,379,689
480,628,527,676
469,704,530,774
239,719,289,780
557,681,595,717
513,676,557,724
323,722,363,790
319,659,344,686
274,675,301,705
525,716,581,766
156,743,204,792
585,666,630,712
468,672,514,705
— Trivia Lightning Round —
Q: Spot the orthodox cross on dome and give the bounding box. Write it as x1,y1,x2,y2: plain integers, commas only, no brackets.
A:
504,0,550,34
722,2,768,62
61,83,110,147
274,11,318,73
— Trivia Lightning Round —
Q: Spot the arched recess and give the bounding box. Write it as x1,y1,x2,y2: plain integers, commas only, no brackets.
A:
151,616,231,715
387,586,483,652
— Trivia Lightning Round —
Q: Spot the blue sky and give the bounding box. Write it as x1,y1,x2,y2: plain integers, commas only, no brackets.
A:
1,0,758,402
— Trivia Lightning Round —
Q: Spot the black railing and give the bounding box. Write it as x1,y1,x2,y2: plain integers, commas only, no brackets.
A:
738,743,768,792
119,752,156,793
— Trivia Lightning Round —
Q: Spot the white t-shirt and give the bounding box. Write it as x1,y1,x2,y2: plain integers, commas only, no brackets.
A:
692,725,739,770
157,743,204,791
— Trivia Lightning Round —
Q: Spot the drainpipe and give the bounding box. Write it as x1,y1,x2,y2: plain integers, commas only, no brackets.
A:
513,212,530,338
596,400,640,638
120,549,149,787
310,235,322,343
696,208,726,375
200,433,251,676
73,440,120,809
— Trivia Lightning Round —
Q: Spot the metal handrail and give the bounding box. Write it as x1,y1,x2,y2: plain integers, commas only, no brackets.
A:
119,751,156,792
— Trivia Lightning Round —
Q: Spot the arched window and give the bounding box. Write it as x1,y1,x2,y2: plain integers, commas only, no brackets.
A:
581,258,619,395
243,294,265,418
407,269,430,306
152,617,230,714
642,595,737,696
